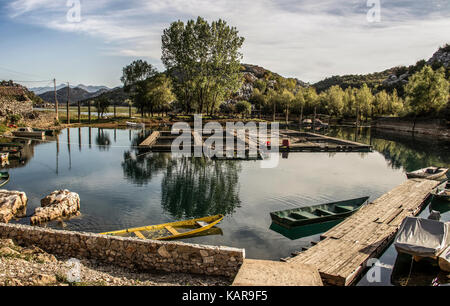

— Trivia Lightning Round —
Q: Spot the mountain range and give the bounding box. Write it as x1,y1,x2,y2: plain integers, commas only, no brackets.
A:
30,84,110,95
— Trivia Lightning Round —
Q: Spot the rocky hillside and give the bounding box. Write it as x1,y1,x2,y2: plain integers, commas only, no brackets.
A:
313,44,450,97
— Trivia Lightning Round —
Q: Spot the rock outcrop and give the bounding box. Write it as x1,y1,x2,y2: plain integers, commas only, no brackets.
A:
30,190,80,225
0,190,27,223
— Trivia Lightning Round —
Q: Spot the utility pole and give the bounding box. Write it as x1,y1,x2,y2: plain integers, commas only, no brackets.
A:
67,82,70,124
54,79,58,120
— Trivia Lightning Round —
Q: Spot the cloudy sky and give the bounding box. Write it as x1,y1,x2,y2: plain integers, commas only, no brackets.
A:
0,0,449,88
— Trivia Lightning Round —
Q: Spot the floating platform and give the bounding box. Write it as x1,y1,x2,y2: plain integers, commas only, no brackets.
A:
286,178,441,286
138,129,371,154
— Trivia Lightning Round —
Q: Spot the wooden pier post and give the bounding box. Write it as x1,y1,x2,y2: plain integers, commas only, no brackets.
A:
88,101,91,123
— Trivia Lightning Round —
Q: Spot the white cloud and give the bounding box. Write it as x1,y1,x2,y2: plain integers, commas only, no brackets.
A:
6,0,450,83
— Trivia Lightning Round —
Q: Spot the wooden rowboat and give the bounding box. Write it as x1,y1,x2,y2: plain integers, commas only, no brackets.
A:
0,172,10,187
406,167,448,180
270,196,369,228
12,127,45,139
100,214,224,240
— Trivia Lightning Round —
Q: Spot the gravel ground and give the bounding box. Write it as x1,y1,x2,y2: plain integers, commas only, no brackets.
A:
0,238,231,286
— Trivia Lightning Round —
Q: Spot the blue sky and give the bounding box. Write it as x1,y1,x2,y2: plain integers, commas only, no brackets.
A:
0,0,449,88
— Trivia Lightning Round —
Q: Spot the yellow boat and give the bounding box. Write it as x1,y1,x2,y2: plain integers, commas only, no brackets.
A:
99,214,224,241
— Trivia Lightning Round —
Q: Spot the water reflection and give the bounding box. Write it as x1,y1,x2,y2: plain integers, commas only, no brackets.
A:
327,127,450,172
95,129,111,151
121,132,242,218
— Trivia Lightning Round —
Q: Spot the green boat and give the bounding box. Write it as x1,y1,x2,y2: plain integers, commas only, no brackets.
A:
0,172,10,187
270,196,370,228
269,219,342,240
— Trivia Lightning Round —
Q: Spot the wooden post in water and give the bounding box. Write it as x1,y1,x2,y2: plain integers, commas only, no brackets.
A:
54,78,58,121
67,83,70,124
88,127,92,149
78,100,81,123
129,104,132,118
88,100,91,123
67,128,71,170
114,103,116,118
78,127,82,151
97,101,100,121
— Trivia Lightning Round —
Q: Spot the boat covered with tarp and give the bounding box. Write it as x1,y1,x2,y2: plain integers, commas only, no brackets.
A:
394,217,450,271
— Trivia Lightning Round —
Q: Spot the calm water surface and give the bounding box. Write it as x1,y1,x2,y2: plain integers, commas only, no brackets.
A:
4,126,449,286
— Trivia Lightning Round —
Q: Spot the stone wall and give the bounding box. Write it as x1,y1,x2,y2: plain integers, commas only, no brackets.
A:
372,117,450,139
0,223,244,277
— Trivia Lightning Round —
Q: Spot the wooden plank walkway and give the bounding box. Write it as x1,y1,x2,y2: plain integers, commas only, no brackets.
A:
287,178,440,286
232,259,323,286
139,131,160,147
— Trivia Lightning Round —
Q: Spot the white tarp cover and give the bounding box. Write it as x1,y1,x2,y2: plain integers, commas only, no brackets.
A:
394,217,449,258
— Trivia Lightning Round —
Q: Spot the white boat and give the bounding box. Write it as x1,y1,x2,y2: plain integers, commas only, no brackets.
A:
395,217,450,271
126,121,145,129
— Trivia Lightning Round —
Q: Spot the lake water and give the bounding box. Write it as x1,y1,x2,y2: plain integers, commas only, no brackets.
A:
3,126,449,286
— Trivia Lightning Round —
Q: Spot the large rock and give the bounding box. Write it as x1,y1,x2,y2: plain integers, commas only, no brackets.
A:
0,190,27,223
30,190,80,225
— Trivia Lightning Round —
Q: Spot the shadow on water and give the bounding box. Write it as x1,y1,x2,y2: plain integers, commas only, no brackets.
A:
269,219,342,240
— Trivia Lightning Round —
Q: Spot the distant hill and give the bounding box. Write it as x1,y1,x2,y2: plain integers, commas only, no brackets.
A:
312,44,450,96
31,84,110,95
39,86,108,104
79,86,131,106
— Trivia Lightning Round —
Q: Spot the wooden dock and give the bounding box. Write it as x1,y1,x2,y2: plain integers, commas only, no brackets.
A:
286,178,441,286
139,131,160,147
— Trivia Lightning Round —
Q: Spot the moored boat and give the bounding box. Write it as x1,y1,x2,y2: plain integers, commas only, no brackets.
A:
270,196,369,228
394,217,449,272
100,214,224,240
431,181,450,202
406,167,448,180
0,172,10,187
126,121,145,129
11,127,45,139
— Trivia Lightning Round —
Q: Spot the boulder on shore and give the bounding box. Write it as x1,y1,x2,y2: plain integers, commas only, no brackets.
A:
30,190,80,225
0,190,27,223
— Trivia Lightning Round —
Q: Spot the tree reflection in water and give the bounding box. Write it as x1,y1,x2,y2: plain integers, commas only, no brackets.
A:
96,129,111,151
122,132,242,219
327,127,450,172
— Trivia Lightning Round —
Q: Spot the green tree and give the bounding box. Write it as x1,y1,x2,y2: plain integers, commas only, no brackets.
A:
249,88,266,119
355,84,373,122
404,66,449,115
161,17,245,114
133,74,175,117
121,60,158,92
95,96,110,118
324,85,345,119
387,89,404,115
235,101,252,118
373,90,389,116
